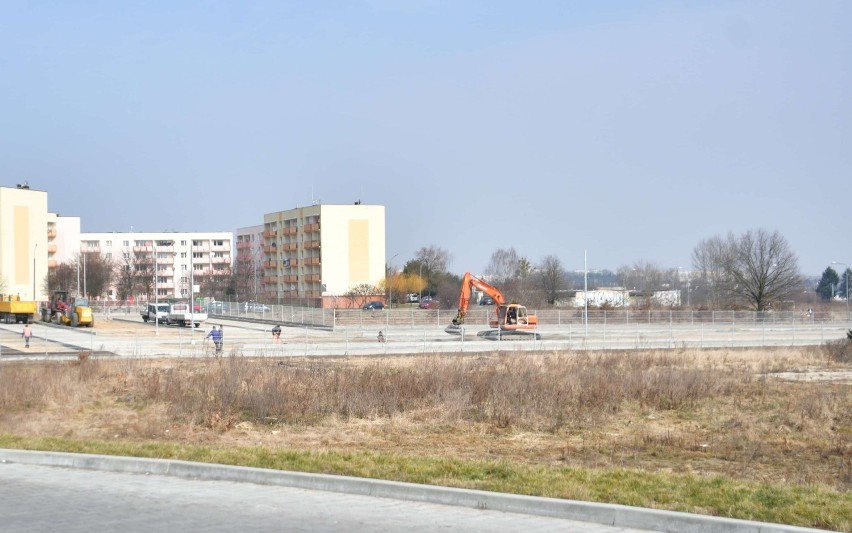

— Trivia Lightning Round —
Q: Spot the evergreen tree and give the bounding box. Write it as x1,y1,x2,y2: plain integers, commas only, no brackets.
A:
816,267,839,301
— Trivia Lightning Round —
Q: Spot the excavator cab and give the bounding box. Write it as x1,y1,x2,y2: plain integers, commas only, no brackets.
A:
491,304,535,330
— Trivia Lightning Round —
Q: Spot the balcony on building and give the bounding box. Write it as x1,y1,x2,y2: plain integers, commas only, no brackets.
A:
283,226,297,235
262,229,277,238
283,242,297,251
47,244,57,253
304,240,320,250
305,257,321,266
304,223,321,233
80,245,101,253
47,228,57,238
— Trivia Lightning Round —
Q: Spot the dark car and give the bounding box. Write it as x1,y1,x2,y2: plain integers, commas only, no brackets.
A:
362,301,385,310
418,299,439,309
480,296,495,305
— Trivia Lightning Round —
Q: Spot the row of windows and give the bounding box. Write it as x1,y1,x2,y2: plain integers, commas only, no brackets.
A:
82,239,229,248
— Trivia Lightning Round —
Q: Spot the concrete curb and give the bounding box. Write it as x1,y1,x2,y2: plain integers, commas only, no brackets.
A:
0,449,828,533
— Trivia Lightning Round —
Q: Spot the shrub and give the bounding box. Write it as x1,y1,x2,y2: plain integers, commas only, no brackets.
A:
823,338,852,363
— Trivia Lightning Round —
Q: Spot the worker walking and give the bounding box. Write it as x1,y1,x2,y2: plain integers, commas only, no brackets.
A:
377,331,385,343
206,325,223,354
272,324,282,343
22,323,32,348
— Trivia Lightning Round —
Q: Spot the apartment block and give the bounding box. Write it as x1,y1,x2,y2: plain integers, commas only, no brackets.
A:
80,232,233,300
0,184,48,300
262,204,385,307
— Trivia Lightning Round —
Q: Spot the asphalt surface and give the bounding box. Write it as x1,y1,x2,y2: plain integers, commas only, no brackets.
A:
0,451,828,533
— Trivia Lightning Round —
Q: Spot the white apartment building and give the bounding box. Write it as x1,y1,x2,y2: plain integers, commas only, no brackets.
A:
80,232,233,300
262,204,385,308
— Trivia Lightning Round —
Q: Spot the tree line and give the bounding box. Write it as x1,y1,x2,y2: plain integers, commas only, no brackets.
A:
372,228,810,312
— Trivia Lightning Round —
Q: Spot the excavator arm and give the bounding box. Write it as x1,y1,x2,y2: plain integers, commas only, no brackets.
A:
452,273,506,326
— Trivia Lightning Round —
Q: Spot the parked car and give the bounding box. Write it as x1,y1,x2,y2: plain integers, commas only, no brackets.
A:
406,293,420,303
418,299,439,309
480,296,495,306
362,301,385,310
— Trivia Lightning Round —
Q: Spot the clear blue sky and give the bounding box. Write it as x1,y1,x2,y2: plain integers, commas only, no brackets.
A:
2,1,849,276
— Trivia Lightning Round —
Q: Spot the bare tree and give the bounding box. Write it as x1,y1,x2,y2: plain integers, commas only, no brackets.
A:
116,251,153,300
202,266,233,301
724,229,802,311
617,261,666,308
485,248,521,282
232,249,262,302
75,252,115,298
44,263,76,298
343,283,382,308
691,229,802,311
691,235,735,309
415,245,451,276
537,255,566,305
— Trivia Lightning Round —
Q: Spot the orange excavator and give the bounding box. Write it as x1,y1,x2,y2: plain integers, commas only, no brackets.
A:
446,273,539,339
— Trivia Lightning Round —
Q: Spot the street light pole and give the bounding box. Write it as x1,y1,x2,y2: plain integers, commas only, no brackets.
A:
418,263,423,302
388,253,399,309
832,261,849,322
154,241,159,336
33,243,38,301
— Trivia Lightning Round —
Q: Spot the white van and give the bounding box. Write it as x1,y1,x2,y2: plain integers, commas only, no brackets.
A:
141,303,170,324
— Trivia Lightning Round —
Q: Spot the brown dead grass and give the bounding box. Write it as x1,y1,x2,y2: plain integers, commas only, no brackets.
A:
1,345,850,492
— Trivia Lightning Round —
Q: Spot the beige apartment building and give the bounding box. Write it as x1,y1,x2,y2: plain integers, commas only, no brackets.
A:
0,184,48,301
262,204,385,307
80,232,233,300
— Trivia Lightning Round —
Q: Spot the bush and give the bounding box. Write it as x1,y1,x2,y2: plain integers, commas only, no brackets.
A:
823,338,852,363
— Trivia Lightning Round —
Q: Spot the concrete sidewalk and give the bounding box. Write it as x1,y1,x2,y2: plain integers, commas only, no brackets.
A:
0,449,828,533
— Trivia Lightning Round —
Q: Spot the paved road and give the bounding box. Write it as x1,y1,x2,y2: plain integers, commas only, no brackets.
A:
1,314,849,361
0,462,648,532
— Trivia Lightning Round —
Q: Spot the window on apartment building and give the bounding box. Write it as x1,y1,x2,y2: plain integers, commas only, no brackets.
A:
157,289,169,296
213,240,224,246
192,240,201,246
180,252,186,258
157,264,167,271
194,264,203,270
135,240,146,246
181,277,189,284
192,252,203,258
156,240,172,247
105,240,112,247
182,265,187,271
157,277,168,284
123,240,129,246
156,252,169,259
213,252,224,258
181,240,187,246
181,288,188,296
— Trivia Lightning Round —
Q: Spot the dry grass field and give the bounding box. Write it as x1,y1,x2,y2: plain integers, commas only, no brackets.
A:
1,318,850,530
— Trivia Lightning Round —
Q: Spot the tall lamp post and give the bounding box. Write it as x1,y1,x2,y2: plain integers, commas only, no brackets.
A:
387,253,398,309
832,261,849,322
33,243,38,301
418,262,423,302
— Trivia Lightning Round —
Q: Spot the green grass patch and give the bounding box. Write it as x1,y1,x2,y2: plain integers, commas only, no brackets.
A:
1,434,848,531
